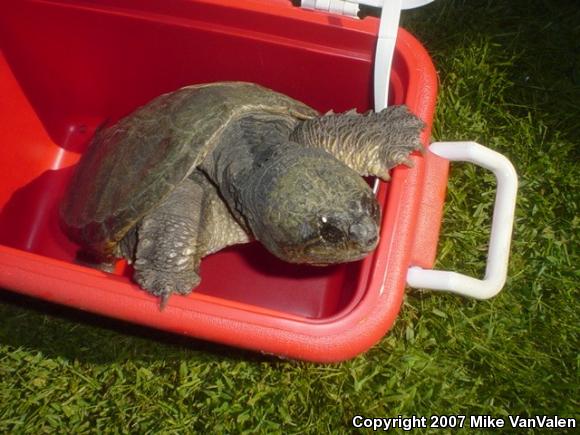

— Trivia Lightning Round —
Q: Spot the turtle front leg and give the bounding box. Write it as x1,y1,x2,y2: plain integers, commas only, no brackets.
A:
132,178,205,309
290,105,426,180
130,172,251,309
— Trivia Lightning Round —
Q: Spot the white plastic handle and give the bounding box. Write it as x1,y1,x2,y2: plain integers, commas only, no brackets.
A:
407,141,518,299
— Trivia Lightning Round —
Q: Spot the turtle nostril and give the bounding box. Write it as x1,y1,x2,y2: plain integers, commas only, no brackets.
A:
366,232,378,246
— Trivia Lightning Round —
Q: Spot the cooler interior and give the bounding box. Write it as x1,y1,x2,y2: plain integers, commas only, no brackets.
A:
0,0,412,319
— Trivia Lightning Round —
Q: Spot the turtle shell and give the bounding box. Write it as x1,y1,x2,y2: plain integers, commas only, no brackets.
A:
61,82,317,257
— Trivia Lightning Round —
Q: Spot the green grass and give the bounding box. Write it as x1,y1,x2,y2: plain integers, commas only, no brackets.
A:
1,0,578,433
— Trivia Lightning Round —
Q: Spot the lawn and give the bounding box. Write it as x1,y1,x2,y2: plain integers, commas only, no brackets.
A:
0,0,578,433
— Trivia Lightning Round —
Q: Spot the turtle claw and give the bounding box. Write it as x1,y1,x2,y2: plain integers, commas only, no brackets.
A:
133,268,200,309
159,292,171,311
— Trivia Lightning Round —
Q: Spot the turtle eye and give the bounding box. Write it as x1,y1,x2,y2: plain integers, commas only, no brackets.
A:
319,217,345,243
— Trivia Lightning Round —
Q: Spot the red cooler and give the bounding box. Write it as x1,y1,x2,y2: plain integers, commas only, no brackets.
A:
0,0,517,362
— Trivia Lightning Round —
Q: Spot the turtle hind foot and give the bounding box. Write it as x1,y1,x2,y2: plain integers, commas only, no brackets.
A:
133,268,201,310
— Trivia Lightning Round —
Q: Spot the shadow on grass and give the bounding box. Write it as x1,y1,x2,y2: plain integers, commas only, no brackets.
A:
402,0,580,146
0,288,282,365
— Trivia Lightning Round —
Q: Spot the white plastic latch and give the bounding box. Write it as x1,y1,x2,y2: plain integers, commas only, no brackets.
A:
300,1,434,111
407,142,518,299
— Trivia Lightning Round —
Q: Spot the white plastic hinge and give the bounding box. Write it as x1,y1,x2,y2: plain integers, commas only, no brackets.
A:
300,1,434,111
301,0,360,17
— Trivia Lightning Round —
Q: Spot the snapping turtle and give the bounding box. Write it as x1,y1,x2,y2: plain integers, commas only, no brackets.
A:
61,82,424,306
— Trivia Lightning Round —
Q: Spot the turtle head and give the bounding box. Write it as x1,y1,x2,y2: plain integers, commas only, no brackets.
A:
246,148,381,265
290,193,381,265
